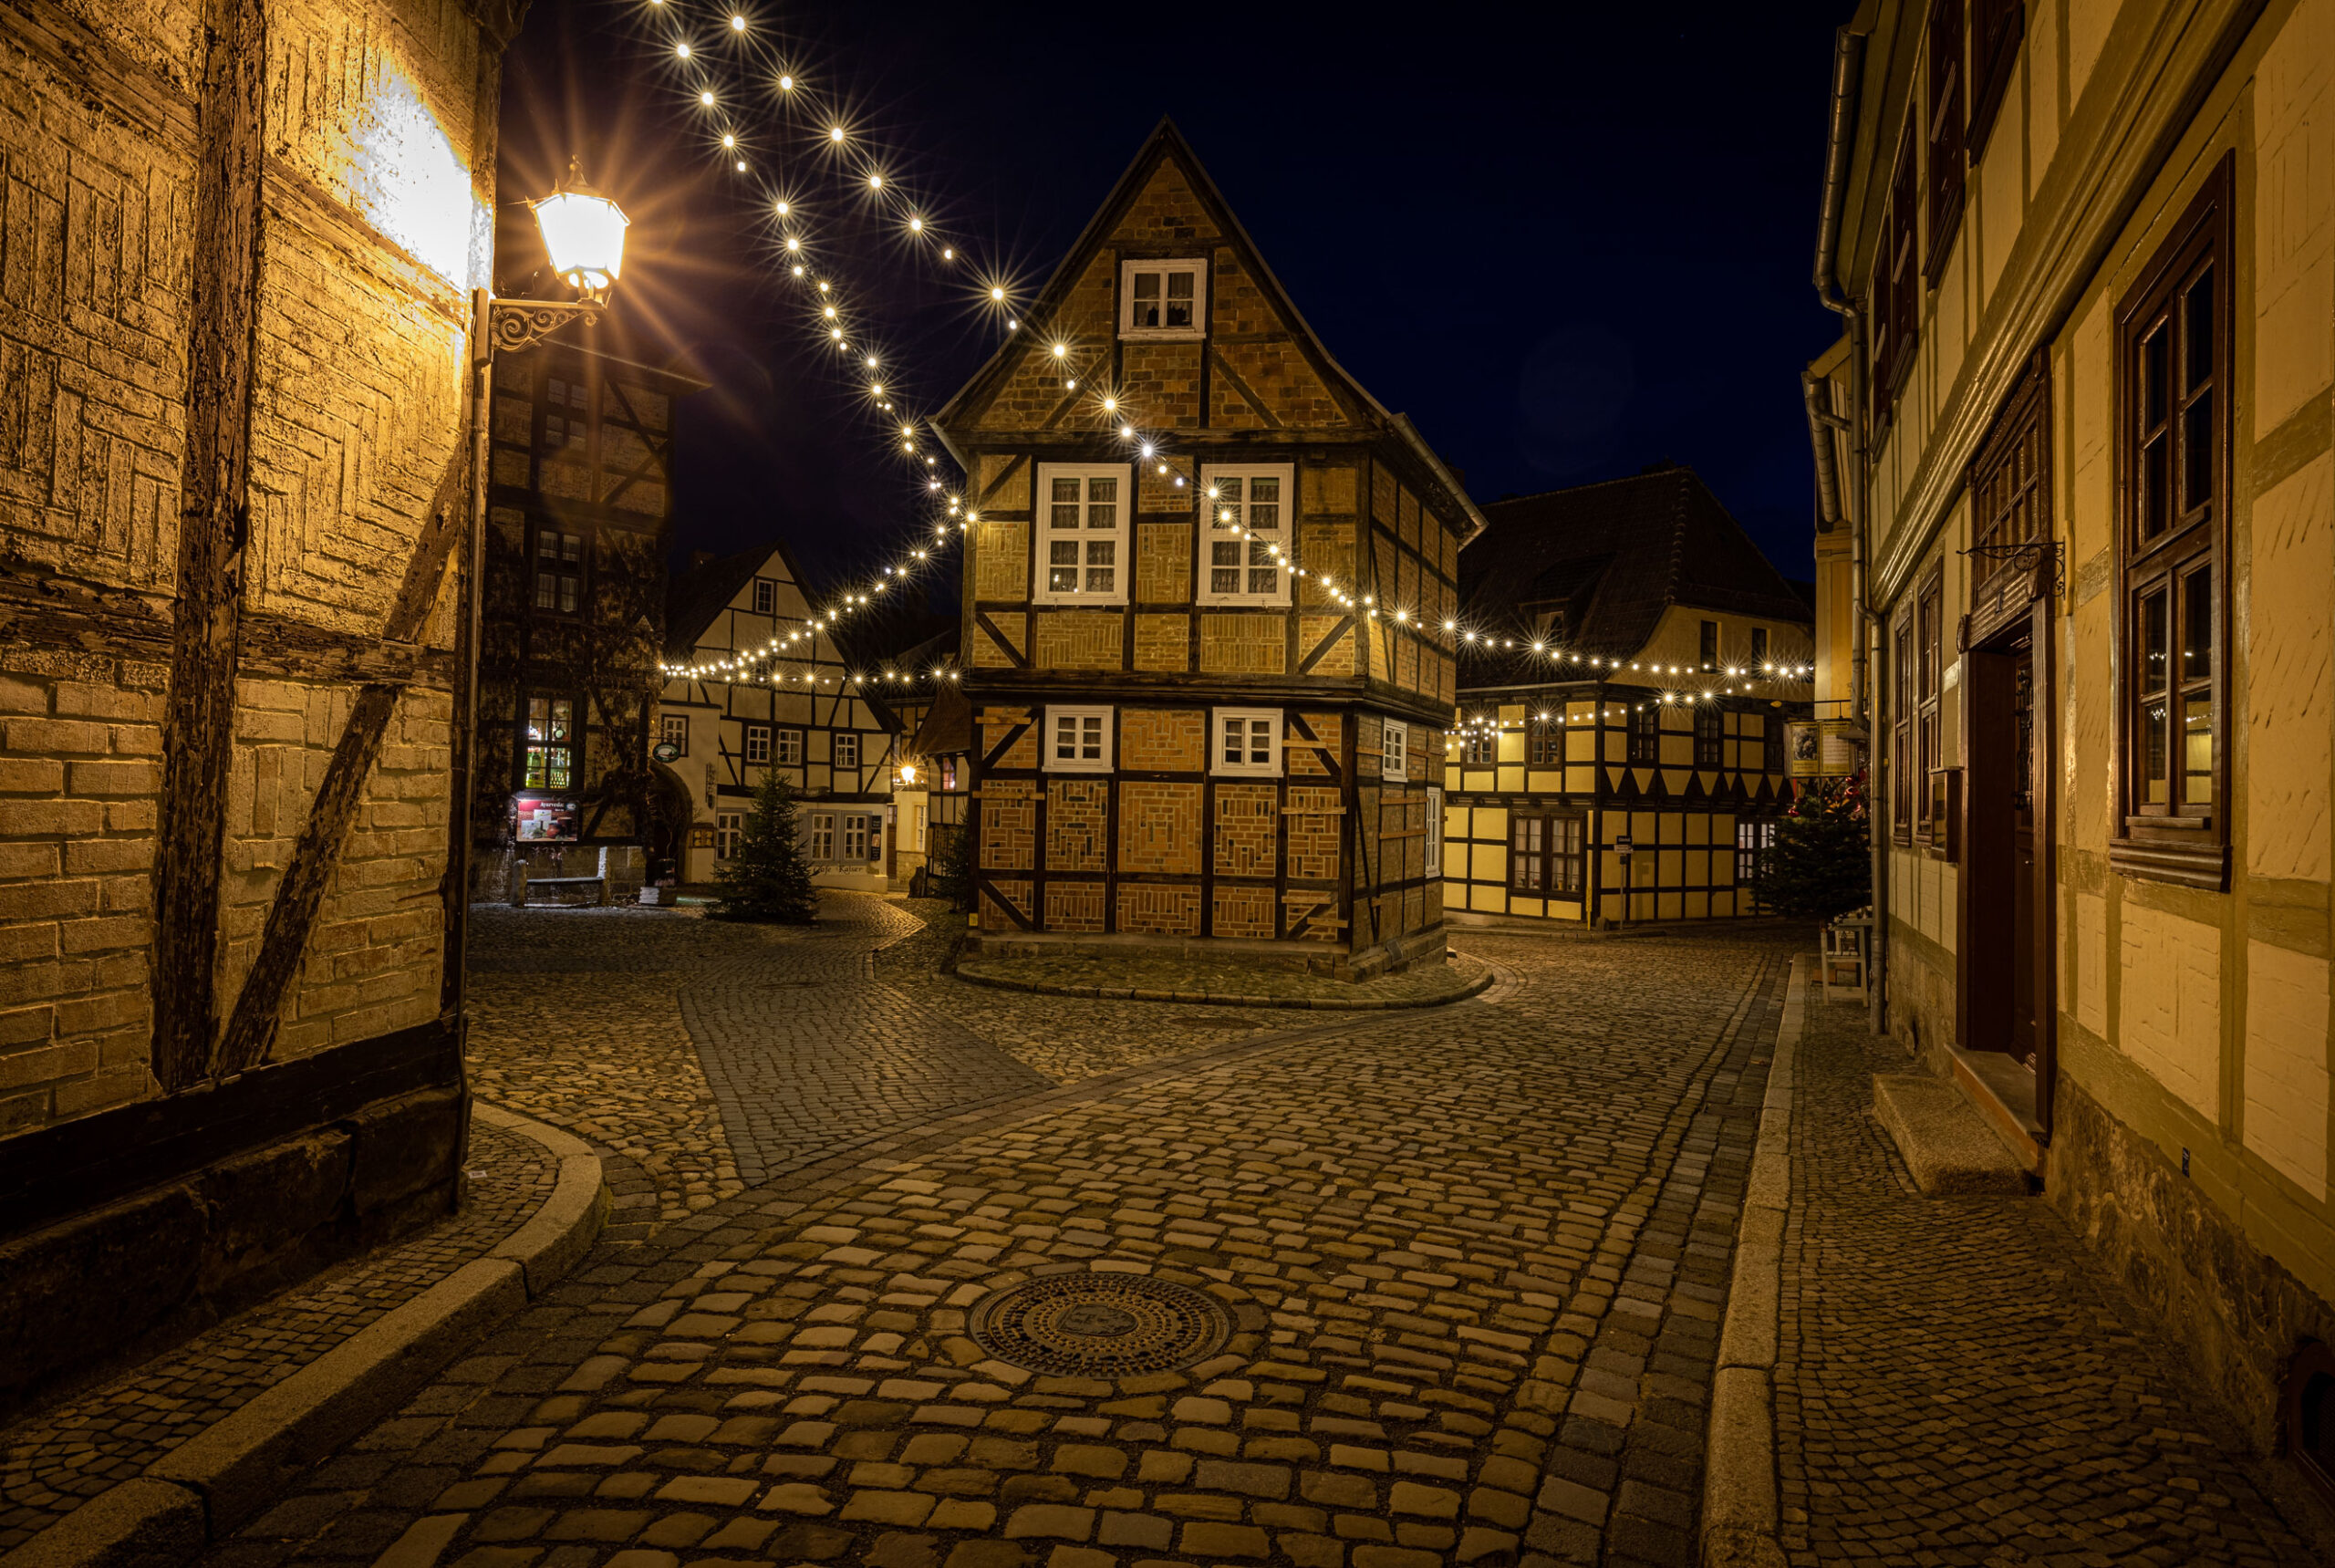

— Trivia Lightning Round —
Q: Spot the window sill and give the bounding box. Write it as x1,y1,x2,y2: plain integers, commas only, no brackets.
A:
2109,834,2229,892
1119,327,1204,343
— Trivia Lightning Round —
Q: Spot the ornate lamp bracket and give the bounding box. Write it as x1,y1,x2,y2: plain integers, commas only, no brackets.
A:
485,297,605,357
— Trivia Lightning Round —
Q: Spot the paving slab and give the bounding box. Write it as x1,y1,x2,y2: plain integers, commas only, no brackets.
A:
1869,1073,2028,1195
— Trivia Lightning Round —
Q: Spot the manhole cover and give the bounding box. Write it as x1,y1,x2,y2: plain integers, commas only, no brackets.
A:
970,1273,1230,1376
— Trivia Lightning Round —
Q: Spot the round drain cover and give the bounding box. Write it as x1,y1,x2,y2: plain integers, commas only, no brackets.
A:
970,1272,1231,1376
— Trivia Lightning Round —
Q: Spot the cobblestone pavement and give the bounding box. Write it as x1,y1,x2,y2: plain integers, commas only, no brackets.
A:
0,1117,555,1552
950,950,1490,1010
192,914,1796,1568
1775,993,2319,1565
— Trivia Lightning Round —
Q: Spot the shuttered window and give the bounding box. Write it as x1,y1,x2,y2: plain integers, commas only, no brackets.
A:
1926,0,1966,277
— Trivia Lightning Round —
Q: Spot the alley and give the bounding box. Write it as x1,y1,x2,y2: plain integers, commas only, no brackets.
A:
190,898,1790,1568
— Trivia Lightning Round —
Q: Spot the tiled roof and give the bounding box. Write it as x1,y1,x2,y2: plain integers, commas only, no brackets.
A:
908,682,972,758
1458,464,1810,677
663,546,772,658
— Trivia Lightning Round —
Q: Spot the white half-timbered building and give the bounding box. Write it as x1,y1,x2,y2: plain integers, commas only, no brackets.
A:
655,545,902,888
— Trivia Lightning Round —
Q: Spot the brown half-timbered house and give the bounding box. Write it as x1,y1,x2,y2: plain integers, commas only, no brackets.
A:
656,545,902,888
1441,466,1815,926
475,339,700,876
934,121,1482,976
0,0,518,1413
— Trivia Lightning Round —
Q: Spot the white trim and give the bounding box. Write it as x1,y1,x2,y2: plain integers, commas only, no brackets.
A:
1119,256,1207,339
773,727,804,766
1033,463,1131,607
1382,720,1409,782
834,732,859,770
1196,463,1294,607
1043,705,1114,774
1426,785,1443,877
743,722,771,764
1211,707,1282,778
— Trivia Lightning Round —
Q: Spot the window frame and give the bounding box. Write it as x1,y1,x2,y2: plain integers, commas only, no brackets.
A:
773,728,804,766
807,812,835,861
2112,156,2233,889
1033,462,1132,607
1694,705,1724,770
1210,707,1282,779
1925,0,1967,280
1462,730,1495,768
752,578,775,616
743,722,771,765
1698,620,1719,671
1196,463,1294,607
1043,704,1115,774
1528,715,1564,768
1893,614,1916,844
533,528,583,617
1872,120,1922,432
659,712,689,758
1627,705,1660,766
1967,0,2025,160
1425,785,1443,879
1119,257,1208,340
1508,811,1586,898
1915,564,1944,844
713,809,742,860
1381,720,1408,783
834,732,860,772
521,694,576,791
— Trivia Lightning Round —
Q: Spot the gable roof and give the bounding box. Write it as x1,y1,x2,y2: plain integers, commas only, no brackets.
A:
932,119,1486,545
1459,464,1811,675
663,535,825,658
908,681,972,758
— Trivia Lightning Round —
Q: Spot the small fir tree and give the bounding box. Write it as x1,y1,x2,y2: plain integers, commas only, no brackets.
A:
1761,770,1872,921
712,769,817,923
927,819,973,912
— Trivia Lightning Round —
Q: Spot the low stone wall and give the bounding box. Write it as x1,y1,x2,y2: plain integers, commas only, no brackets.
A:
0,1083,464,1423
967,921,1448,980
2049,1077,2335,1456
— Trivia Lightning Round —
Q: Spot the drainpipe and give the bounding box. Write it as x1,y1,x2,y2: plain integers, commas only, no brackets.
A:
1809,21,1885,1032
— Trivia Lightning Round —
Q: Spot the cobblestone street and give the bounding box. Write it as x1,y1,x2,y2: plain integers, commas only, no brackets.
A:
180,898,1790,1568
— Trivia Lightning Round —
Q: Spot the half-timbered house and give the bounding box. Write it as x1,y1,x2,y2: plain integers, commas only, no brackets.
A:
476,339,700,878
933,121,1481,975
0,0,518,1416
656,545,902,888
1442,465,1816,925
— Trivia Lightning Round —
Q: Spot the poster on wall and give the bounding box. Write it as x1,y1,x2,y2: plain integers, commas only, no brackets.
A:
1787,721,1862,778
513,793,578,842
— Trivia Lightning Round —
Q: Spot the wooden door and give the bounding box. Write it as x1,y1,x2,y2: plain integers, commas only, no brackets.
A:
2008,645,2038,1066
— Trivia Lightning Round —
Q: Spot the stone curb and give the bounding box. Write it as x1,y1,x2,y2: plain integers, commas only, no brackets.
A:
1698,952,1806,1568
0,1101,606,1568
950,957,1496,1011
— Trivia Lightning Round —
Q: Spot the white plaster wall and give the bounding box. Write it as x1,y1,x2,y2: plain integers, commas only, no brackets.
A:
2119,901,2223,1119
2243,939,2331,1199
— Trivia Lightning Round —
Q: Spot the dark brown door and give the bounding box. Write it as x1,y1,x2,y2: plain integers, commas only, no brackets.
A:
2008,646,2037,1066
1960,633,2037,1064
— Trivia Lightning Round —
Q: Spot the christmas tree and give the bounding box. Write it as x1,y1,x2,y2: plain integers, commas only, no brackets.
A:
711,769,818,923
1761,770,1871,920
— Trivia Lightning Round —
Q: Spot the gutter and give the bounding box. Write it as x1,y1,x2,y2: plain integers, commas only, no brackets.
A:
1809,20,1886,1033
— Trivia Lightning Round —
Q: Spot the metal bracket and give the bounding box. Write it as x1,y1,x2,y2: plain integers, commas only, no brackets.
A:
486,297,603,356
1961,537,2065,585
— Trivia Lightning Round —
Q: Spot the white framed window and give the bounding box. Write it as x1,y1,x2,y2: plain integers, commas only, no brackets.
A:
743,723,771,764
774,728,804,766
1212,708,1282,778
1120,258,1206,338
659,712,689,756
1382,720,1408,782
1044,705,1114,774
808,813,835,860
842,814,870,860
714,809,742,860
752,579,775,615
1035,464,1129,605
1425,785,1443,877
834,732,859,770
1198,465,1292,607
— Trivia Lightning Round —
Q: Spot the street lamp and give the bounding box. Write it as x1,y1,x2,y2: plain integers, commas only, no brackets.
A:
449,160,632,1032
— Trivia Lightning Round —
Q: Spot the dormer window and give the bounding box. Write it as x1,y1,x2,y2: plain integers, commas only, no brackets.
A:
1121,259,1206,338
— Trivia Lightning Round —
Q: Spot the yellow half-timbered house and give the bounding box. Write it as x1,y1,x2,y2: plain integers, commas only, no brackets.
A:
1441,466,1817,926
934,121,1482,975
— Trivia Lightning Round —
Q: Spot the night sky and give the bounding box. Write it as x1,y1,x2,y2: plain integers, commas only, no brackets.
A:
496,3,1852,640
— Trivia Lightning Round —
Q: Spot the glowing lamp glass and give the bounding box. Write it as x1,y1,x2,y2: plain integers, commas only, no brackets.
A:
532,190,629,295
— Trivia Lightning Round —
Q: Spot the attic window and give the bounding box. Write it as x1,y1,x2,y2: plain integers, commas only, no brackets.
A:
1122,258,1206,338
752,579,775,615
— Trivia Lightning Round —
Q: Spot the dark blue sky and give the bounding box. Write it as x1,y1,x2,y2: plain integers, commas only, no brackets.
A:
498,3,1851,626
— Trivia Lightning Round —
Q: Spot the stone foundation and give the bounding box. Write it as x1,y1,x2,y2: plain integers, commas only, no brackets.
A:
967,921,1448,981
0,1031,465,1423
2048,1076,2335,1457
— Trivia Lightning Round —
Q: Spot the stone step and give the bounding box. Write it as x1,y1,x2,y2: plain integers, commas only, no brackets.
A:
1872,1074,2032,1195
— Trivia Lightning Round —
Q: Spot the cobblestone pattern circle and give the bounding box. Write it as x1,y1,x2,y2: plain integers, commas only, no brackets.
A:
969,1272,1231,1376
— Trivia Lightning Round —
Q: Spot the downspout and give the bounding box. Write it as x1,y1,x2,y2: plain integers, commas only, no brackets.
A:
1810,21,1884,1031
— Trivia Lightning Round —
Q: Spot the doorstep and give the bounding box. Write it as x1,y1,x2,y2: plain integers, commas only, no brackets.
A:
1946,1044,2047,1178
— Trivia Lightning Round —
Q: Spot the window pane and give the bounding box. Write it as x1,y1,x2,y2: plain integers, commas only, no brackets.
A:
1248,477,1279,531
1131,273,1158,328
1221,719,1241,766
1080,715,1103,759
535,572,555,608
2140,587,2170,696
2185,267,2214,391
2182,566,2214,806
1050,566,1078,591
2181,565,2212,688
1249,719,1271,764
2143,324,2168,427
2182,390,2214,513
550,701,571,738
2142,435,2169,540
559,577,577,614
1084,566,1113,592
547,748,570,789
536,532,557,557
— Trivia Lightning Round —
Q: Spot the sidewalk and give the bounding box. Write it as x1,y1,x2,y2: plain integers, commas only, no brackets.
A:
1717,981,2327,1565
0,1104,603,1567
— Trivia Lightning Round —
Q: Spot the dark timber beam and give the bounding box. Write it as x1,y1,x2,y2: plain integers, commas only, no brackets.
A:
150,0,267,1093
214,446,471,1075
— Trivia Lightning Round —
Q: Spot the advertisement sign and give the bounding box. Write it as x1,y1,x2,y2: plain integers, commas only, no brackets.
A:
652,740,682,763
513,792,578,843
1788,720,1863,778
